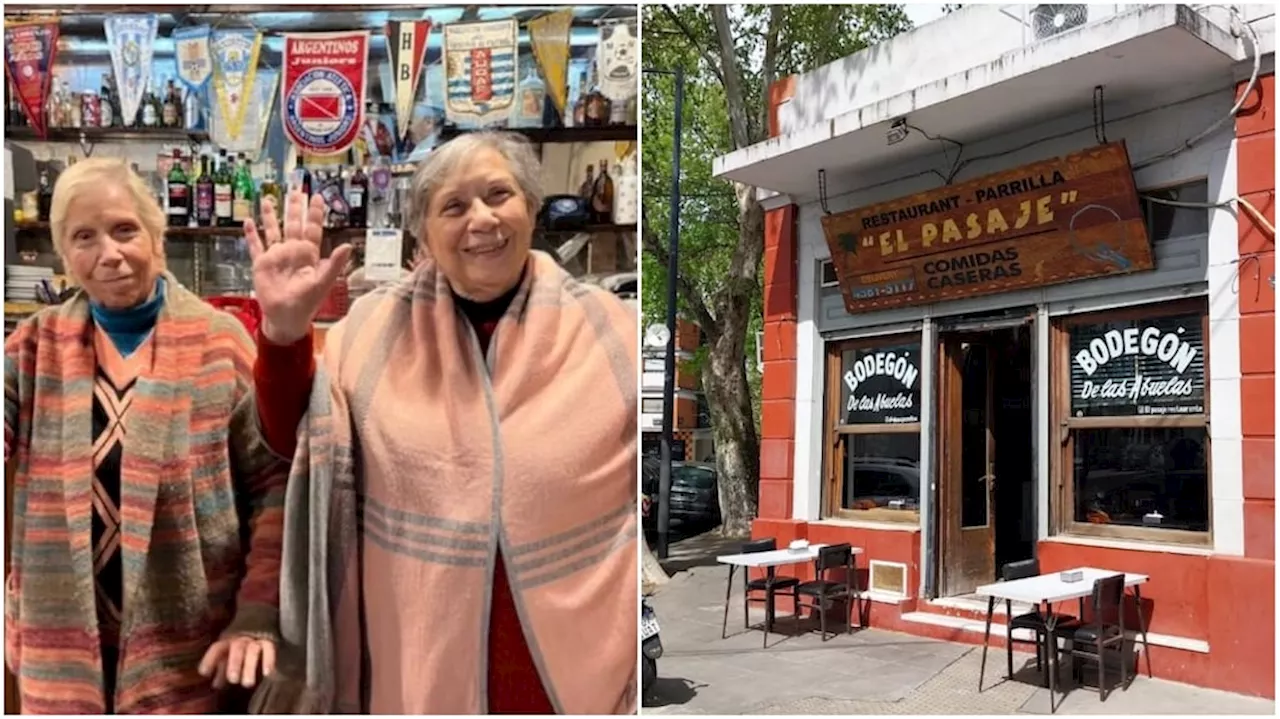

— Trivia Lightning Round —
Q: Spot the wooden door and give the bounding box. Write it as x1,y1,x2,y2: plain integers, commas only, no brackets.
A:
939,332,997,597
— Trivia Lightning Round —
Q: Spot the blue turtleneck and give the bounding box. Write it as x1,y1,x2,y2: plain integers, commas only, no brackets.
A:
89,277,166,357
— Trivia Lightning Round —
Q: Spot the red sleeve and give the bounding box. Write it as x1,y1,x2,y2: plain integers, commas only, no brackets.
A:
254,326,316,459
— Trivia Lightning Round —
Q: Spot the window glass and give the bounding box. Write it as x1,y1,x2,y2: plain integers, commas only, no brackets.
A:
1073,426,1208,532
839,344,922,424
841,433,921,512
1140,181,1209,241
641,398,664,415
1068,313,1205,418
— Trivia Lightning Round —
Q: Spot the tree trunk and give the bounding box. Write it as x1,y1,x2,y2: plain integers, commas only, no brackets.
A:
641,534,669,594
703,188,766,538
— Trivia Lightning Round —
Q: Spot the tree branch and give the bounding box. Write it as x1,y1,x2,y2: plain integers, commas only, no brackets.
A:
659,4,726,87
641,219,717,333
710,5,753,150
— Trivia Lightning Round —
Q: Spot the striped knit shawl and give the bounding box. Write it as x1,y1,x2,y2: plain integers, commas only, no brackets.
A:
3,275,288,714
251,250,638,714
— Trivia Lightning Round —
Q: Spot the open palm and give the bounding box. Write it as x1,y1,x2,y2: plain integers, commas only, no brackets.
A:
245,189,353,345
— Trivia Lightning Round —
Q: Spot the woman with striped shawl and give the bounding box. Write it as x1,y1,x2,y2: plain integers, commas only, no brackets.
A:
4,159,288,713
245,132,638,714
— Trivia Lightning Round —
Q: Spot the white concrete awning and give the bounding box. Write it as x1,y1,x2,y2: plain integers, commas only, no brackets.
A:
713,4,1242,198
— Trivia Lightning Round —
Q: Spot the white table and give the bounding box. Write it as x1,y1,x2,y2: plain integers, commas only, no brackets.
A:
716,544,865,647
974,567,1152,713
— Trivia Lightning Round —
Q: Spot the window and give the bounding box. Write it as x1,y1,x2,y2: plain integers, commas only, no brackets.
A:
1054,299,1210,543
823,335,923,523
820,259,839,287
641,398,664,415
1139,180,1209,241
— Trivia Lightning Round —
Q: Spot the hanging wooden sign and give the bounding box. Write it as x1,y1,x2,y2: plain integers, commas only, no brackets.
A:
821,142,1154,313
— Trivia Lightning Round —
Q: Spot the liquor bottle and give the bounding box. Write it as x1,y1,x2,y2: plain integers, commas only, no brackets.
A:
570,71,588,128
45,80,62,128
514,64,546,128
348,164,368,228
194,153,215,227
584,67,610,128
162,79,180,128
591,159,614,223
99,75,115,128
183,86,201,130
166,149,189,227
259,158,282,219
81,91,100,129
37,162,53,222
232,153,256,224
577,164,595,202
141,91,158,127
7,84,24,127
215,150,234,227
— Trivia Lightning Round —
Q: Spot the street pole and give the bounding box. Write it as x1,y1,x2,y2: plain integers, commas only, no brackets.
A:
657,67,684,560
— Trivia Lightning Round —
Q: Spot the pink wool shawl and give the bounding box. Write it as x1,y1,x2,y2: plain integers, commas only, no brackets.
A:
252,251,638,714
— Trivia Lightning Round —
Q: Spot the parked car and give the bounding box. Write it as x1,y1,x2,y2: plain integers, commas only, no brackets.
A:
642,458,721,531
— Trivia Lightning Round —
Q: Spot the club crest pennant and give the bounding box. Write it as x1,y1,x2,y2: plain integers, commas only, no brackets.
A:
597,21,637,103
212,30,262,142
443,19,517,126
104,14,158,128
282,31,370,155
3,18,59,138
527,9,572,118
385,20,431,140
211,68,278,155
172,25,212,92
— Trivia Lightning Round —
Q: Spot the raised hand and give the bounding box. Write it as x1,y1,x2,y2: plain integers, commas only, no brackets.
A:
244,189,354,345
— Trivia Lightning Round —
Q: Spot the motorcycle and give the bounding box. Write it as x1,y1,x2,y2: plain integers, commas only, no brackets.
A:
641,596,663,695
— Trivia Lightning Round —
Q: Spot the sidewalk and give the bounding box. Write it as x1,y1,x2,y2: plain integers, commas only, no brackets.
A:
644,535,1275,715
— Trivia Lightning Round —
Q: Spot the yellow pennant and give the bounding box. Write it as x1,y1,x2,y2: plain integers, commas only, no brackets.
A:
527,9,573,116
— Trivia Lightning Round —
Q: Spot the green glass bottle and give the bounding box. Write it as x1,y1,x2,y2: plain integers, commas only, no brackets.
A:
232,154,255,225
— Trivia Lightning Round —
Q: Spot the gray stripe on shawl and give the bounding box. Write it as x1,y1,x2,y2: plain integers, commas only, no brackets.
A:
362,525,490,568
505,501,633,558
515,517,635,590
508,519,630,575
358,495,491,536
470,326,501,713
363,504,496,555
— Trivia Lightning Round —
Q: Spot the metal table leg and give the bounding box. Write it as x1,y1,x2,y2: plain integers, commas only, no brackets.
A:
721,564,735,639
1044,600,1058,714
1133,586,1153,678
763,566,776,649
979,595,995,692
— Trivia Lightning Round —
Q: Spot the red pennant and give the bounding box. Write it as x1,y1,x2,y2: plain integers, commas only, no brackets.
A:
4,18,59,139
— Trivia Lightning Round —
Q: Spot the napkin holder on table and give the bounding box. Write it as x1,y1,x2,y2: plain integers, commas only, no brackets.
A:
1059,570,1084,583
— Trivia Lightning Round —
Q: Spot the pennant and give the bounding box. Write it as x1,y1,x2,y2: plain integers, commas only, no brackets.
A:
211,68,278,156
443,19,517,127
172,25,212,93
385,20,432,140
527,9,572,117
211,29,262,142
104,14,158,128
597,21,637,103
3,18,59,138
281,31,370,155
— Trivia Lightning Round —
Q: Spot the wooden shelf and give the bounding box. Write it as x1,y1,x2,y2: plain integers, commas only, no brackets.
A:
13,221,366,241
5,127,210,144
543,223,636,234
438,125,637,145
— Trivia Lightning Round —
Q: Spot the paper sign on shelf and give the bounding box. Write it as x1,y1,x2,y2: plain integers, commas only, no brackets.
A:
364,228,404,282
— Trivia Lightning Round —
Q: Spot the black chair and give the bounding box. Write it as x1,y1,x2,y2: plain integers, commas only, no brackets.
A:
720,538,799,644
1002,559,1081,686
1060,574,1127,702
795,543,860,641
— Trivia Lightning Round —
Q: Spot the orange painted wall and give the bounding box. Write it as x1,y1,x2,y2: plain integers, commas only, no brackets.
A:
1236,73,1276,561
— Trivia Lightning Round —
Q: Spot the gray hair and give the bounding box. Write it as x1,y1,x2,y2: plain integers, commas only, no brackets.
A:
404,131,545,237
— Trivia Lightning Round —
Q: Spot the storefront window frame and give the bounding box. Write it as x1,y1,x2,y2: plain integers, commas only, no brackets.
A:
1050,297,1212,546
822,332,923,524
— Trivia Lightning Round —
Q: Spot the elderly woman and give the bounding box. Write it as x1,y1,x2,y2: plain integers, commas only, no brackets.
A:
3,158,286,714
245,132,637,714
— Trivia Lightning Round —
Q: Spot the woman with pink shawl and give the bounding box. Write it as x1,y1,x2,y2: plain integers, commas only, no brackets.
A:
245,132,638,714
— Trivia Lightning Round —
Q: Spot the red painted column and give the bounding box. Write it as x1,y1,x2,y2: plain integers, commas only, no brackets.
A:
1235,73,1276,560
756,76,800,526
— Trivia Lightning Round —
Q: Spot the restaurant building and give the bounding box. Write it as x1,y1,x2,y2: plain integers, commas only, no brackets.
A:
714,4,1275,698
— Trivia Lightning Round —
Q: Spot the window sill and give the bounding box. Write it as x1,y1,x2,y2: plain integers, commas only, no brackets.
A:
1043,534,1214,556
814,518,922,533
